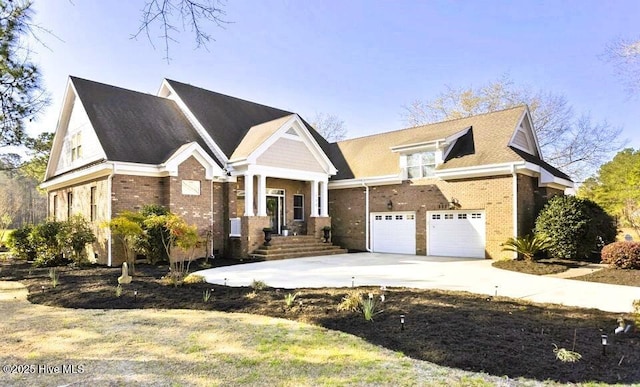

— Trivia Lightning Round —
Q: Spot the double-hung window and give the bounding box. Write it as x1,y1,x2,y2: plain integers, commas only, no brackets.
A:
406,151,435,179
71,133,82,162
293,194,304,221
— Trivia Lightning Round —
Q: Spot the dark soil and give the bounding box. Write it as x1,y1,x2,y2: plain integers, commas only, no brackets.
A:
574,268,640,287
492,259,572,275
2,258,640,384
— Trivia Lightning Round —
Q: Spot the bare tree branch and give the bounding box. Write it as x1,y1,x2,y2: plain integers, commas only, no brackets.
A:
604,37,640,94
132,0,229,62
310,112,347,142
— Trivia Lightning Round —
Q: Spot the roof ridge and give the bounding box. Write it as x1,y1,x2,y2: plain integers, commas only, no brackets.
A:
165,78,294,115
336,105,527,144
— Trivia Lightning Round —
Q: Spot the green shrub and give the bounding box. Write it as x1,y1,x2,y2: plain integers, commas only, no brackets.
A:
7,225,36,261
535,196,616,261
58,216,96,265
601,241,640,269
137,204,170,264
501,234,552,261
31,220,66,267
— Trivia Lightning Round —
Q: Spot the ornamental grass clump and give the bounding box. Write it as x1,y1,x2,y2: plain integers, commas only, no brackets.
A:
284,292,300,308
337,290,364,312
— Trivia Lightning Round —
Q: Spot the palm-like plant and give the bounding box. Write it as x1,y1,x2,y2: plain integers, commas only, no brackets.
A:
501,234,552,261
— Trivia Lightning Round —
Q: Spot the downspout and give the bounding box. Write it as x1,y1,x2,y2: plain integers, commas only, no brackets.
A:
511,164,518,258
210,178,214,258
106,162,116,267
362,180,372,252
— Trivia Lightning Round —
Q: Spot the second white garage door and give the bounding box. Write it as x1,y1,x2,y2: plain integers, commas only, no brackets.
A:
371,212,416,254
427,211,486,258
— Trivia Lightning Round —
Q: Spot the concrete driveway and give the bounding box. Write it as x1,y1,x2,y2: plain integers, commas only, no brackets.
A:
195,253,640,313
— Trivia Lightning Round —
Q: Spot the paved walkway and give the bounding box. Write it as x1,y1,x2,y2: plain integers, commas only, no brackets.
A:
195,253,640,313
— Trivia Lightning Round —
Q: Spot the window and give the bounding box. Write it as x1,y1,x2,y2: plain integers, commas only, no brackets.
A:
375,215,382,220
90,187,97,221
67,192,73,219
71,133,82,162
395,215,403,220
52,194,57,221
406,151,435,179
432,214,441,220
472,213,482,219
406,214,415,220
181,180,201,195
444,214,453,220
458,213,468,220
293,194,304,221
385,215,393,220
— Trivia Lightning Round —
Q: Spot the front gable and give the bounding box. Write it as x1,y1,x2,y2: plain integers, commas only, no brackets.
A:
230,114,337,176
45,79,107,181
508,109,541,157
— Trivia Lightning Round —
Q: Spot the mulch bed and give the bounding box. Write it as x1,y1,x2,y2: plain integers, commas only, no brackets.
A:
2,258,640,384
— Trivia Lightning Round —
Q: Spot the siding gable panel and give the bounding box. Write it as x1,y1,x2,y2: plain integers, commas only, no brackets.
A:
256,137,325,172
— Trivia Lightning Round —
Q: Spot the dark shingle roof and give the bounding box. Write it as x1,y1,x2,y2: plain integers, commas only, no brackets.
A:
71,77,214,165
166,80,297,158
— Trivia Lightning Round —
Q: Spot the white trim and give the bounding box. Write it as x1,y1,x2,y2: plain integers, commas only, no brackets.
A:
390,139,444,153
509,108,542,158
512,165,518,259
234,164,329,183
328,175,403,189
159,80,229,166
247,114,338,175
433,162,526,180
162,142,225,179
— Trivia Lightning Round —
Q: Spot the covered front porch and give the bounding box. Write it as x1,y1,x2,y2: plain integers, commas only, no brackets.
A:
228,172,333,258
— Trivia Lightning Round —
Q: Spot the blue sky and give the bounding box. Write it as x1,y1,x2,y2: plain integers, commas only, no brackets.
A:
25,0,640,153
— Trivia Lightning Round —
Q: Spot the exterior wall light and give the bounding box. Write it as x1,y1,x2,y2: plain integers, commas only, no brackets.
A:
387,200,393,210
601,334,608,355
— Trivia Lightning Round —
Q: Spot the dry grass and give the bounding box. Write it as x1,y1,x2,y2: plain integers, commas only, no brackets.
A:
0,294,527,387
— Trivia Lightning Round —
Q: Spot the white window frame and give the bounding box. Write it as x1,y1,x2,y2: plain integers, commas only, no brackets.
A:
71,132,82,162
405,150,436,179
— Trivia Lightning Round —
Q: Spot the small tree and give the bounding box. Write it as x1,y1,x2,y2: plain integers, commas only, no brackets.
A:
58,216,96,265
103,211,144,275
144,213,199,284
535,196,617,261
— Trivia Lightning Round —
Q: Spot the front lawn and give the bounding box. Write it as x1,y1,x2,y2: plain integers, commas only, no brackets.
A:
2,259,639,385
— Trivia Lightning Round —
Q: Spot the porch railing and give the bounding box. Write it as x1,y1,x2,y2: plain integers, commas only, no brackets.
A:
229,217,241,237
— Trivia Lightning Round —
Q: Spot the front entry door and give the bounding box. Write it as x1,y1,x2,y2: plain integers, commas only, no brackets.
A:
266,195,285,234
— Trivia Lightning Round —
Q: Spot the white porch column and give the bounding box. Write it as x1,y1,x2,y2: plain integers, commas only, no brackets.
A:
257,174,267,216
320,178,329,217
310,179,319,217
244,172,254,216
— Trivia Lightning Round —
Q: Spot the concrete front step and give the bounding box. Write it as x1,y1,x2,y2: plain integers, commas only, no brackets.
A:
250,248,348,260
267,235,322,245
260,242,337,250
253,245,345,255
251,234,345,260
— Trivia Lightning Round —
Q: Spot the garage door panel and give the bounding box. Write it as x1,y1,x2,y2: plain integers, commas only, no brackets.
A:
428,211,485,258
371,212,416,254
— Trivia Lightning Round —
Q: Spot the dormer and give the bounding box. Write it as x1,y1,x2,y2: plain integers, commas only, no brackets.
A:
391,127,471,180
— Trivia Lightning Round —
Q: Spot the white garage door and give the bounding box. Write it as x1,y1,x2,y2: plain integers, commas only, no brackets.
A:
371,212,416,254
427,211,486,258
